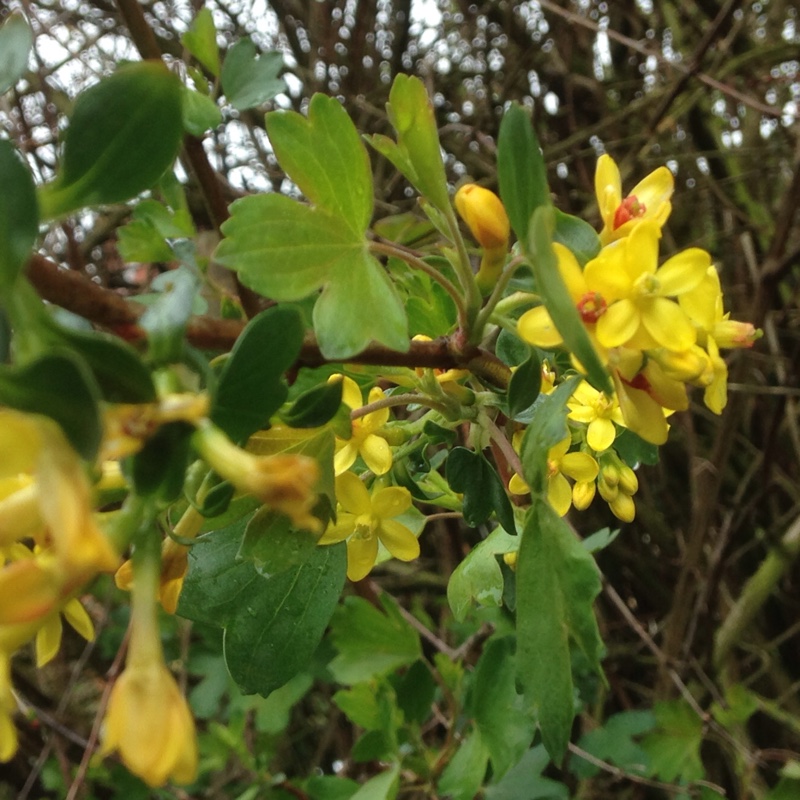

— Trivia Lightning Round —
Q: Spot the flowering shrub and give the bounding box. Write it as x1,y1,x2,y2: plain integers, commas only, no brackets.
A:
0,16,761,797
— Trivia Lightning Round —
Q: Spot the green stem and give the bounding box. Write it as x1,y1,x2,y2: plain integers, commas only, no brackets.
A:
351,391,453,420
442,207,483,340
713,514,800,670
103,493,153,554
473,256,527,334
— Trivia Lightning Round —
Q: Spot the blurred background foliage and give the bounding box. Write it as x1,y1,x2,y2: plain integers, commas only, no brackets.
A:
1,0,799,798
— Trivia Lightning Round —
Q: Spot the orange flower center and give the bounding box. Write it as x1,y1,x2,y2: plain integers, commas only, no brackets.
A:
613,194,646,229
576,292,607,323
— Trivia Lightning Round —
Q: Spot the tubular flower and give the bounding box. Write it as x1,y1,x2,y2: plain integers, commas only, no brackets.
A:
101,539,197,787
191,421,320,531
318,471,420,582
585,221,710,353
595,154,674,244
679,265,761,414
567,381,625,452
332,375,393,477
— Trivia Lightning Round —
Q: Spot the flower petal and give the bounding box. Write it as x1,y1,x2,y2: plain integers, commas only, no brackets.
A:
335,472,371,515
360,434,393,476
378,519,420,562
518,306,563,348
640,297,696,351
547,472,573,517
371,486,412,519
338,375,363,410
595,154,622,232
630,166,674,218
587,417,617,451
318,513,358,545
597,299,640,348
346,535,379,582
560,452,600,482
333,441,359,476
656,248,710,296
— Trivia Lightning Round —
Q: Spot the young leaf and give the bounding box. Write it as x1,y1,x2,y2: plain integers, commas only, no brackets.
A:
182,86,223,137
0,12,33,95
526,206,611,394
516,499,604,764
366,74,450,213
181,7,221,77
447,526,518,622
507,346,541,420
0,139,38,291
221,38,284,110
0,351,102,460
266,93,373,231
328,595,421,685
497,103,550,244
178,520,347,696
38,62,184,220
211,306,304,443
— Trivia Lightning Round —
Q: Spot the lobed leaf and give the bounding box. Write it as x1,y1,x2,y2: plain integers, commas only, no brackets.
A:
221,38,284,110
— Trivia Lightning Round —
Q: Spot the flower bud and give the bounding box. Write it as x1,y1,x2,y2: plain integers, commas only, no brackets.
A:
713,319,760,349
597,475,619,503
454,184,510,251
572,480,596,511
609,492,636,523
503,551,518,570
618,464,639,495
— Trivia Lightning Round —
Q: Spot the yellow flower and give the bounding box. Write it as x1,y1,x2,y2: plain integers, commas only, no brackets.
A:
318,472,420,582
585,221,709,353
595,154,674,244
332,376,393,476
102,658,197,787
509,438,599,517
101,537,197,787
567,381,625,452
518,243,609,350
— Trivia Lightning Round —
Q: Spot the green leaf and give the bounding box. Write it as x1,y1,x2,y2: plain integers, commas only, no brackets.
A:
38,62,184,220
182,86,223,137
181,8,221,77
527,207,610,394
472,636,536,779
211,306,304,443
178,520,347,696
0,140,38,292
267,93,373,230
507,346,541,420
221,38,284,110
613,428,660,467
305,775,360,800
137,266,199,364
497,104,549,244
44,321,156,403
0,12,33,95
446,447,516,534
279,379,343,429
640,701,704,783
238,508,318,577
553,209,601,266
447,526,518,622
366,74,450,213
349,765,400,800
438,730,489,800
571,710,655,779
515,499,604,763
392,659,437,725
484,746,569,800
216,194,408,359
328,595,421,685
0,351,101,460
